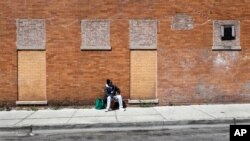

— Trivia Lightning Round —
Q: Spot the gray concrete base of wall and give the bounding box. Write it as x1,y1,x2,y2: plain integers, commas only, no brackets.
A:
16,101,48,105
128,99,159,104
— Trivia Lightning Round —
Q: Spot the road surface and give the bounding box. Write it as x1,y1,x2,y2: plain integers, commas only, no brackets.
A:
0,124,230,141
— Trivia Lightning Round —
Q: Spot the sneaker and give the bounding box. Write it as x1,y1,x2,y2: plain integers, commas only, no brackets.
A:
119,108,126,111
105,108,112,112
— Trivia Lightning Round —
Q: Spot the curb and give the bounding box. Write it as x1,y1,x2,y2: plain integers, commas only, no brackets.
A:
0,118,250,134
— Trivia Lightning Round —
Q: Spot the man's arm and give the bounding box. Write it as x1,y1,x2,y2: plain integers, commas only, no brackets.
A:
104,87,112,97
113,85,121,95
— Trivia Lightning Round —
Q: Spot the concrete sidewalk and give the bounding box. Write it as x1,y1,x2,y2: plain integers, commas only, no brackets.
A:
0,104,250,133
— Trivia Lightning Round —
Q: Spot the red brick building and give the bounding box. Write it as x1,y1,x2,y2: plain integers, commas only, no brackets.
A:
0,0,250,106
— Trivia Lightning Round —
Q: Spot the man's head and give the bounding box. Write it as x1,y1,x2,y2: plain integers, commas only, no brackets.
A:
106,79,112,86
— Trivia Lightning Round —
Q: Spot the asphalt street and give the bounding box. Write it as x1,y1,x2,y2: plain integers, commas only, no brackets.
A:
0,124,230,141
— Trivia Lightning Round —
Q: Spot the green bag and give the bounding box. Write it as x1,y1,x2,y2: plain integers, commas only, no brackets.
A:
95,98,104,110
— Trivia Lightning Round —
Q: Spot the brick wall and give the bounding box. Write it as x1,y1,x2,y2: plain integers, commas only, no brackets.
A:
0,0,250,105
0,0,130,105
0,1,17,104
157,0,250,105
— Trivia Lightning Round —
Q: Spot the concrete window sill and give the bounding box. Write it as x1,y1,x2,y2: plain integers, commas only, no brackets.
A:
212,46,241,51
128,99,159,104
16,101,48,105
80,46,111,51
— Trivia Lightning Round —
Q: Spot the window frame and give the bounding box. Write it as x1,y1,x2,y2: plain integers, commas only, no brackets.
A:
212,20,241,51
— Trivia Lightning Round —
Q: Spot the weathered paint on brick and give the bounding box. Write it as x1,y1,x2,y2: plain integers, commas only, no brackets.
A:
212,20,241,50
171,13,194,30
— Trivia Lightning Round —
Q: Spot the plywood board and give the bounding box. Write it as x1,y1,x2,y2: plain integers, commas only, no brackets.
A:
18,51,46,101
130,51,157,100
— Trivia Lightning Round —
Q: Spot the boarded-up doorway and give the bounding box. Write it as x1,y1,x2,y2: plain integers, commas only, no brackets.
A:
130,51,157,100
17,51,46,104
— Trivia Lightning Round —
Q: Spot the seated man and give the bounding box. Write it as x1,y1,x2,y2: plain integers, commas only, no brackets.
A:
104,79,125,112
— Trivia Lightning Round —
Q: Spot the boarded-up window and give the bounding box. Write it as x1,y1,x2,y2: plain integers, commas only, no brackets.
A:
18,51,46,102
81,20,111,50
130,51,157,100
171,13,193,30
129,20,157,49
16,19,46,50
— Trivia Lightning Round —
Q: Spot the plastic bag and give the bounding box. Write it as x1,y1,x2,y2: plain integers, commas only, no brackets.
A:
95,98,105,110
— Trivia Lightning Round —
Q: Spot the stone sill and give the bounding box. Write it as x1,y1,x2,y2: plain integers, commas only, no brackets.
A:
128,99,159,104
81,46,111,51
212,46,241,51
130,46,157,50
17,49,46,51
16,101,48,105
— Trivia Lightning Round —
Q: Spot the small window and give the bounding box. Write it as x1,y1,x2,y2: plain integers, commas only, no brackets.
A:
212,20,241,51
221,25,235,41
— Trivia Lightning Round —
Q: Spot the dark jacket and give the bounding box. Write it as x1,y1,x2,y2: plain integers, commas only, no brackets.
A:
104,84,120,98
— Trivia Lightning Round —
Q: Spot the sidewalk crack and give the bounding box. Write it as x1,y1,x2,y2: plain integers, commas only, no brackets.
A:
153,107,168,121
192,106,217,119
152,107,166,129
66,109,79,124
115,111,118,123
14,111,36,126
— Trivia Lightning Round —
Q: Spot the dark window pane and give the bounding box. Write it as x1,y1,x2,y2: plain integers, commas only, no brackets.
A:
221,26,235,41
